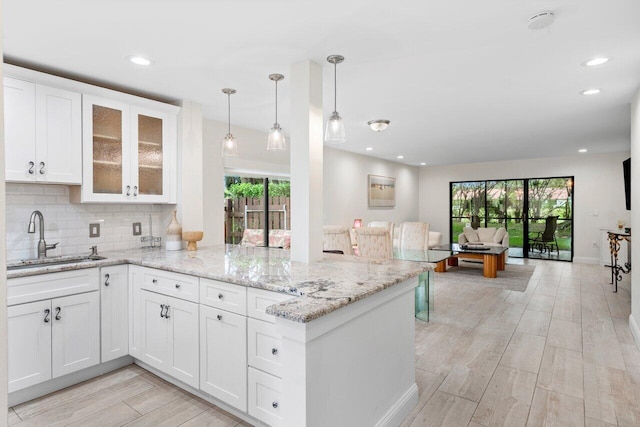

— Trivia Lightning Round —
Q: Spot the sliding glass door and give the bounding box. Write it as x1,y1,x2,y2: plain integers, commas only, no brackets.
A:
450,176,573,261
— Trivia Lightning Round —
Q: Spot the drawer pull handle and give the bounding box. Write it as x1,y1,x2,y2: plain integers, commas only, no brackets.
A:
44,308,50,323
272,401,278,409
152,278,158,284
28,161,35,174
104,273,110,286
160,304,165,318
218,293,224,300
217,314,223,321
272,348,278,355
55,307,61,321
175,283,181,289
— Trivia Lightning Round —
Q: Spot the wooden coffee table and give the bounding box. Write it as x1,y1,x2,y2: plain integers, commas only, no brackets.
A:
431,244,508,278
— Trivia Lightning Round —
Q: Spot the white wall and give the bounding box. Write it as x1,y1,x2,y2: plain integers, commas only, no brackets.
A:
5,184,171,261
630,89,640,346
323,147,420,227
0,5,9,417
419,152,631,263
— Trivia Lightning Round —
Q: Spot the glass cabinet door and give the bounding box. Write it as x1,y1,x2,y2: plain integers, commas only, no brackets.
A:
136,114,163,196
92,105,123,194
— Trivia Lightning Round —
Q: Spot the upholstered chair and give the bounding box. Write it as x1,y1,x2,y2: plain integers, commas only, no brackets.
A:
322,226,354,255
367,221,395,249
355,227,392,259
398,222,430,251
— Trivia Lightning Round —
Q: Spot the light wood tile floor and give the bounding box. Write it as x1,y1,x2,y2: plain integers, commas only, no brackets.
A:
8,260,637,426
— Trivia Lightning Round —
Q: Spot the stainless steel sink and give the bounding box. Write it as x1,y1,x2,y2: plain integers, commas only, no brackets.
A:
7,255,107,271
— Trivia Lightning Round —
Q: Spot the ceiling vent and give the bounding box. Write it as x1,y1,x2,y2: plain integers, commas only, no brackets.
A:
528,11,555,30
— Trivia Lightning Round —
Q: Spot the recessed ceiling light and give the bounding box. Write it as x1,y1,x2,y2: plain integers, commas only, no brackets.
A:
579,148,588,153
420,162,426,166
583,57,610,67
129,56,152,66
365,147,373,151
397,155,404,159
580,88,601,96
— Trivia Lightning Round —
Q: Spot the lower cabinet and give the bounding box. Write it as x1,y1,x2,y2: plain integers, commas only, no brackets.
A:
199,304,247,411
248,367,283,426
8,291,100,393
138,289,199,388
101,265,129,362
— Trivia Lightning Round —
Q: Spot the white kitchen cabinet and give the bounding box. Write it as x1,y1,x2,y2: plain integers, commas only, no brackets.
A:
79,94,177,203
8,291,100,393
200,304,247,411
52,292,100,378
138,289,199,388
101,265,129,362
248,367,283,427
8,300,52,393
4,77,81,183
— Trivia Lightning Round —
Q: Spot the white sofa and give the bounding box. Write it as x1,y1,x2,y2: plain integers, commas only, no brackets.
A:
458,227,509,250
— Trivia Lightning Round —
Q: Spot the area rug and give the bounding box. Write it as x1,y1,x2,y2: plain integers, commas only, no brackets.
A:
435,261,536,292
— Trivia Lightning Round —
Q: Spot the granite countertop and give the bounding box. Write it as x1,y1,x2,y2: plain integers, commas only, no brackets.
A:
7,245,433,323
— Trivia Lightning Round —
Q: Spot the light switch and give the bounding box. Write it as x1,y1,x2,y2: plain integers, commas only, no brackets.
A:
90,223,100,238
132,222,142,236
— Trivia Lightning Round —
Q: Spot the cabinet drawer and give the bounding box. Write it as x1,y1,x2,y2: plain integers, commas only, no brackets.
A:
141,268,199,303
248,318,283,377
200,278,247,315
247,287,294,323
8,268,99,306
248,367,283,427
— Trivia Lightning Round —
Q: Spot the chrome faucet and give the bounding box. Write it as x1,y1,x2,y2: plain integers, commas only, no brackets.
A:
27,210,59,258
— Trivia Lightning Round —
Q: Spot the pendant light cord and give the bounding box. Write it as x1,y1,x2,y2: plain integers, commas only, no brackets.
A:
333,62,337,112
227,93,231,134
275,80,278,124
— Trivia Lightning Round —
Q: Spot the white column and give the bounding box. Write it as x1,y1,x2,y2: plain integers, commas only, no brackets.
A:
290,60,323,262
0,0,9,419
630,89,640,348
177,101,204,238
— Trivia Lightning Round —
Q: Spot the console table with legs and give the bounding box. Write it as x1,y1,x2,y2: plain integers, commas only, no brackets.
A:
607,229,631,293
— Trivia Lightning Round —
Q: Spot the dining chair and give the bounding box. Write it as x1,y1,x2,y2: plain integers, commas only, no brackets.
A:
355,227,392,259
368,221,395,248
322,226,354,255
398,222,430,251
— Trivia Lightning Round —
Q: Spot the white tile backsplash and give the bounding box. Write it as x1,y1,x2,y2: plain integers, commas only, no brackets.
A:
6,183,174,261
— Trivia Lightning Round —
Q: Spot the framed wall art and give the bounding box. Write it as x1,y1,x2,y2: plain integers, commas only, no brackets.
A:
368,175,396,207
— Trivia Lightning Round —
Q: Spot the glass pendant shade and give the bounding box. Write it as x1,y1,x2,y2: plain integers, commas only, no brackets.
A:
325,111,346,144
267,123,286,151
222,133,238,157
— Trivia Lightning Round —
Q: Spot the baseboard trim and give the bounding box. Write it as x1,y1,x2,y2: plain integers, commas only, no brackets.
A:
375,383,419,427
629,314,640,351
573,257,600,265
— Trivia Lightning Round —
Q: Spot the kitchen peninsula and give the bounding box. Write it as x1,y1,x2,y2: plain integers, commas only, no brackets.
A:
7,245,432,426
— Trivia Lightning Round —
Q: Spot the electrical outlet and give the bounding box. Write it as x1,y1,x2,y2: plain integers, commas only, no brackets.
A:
132,222,142,236
89,223,100,238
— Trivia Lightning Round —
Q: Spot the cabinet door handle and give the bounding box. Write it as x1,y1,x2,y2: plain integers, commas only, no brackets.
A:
44,308,51,323
133,186,138,196
54,307,61,321
152,278,158,284
160,304,165,318
216,314,222,321
218,293,224,300
39,161,45,174
126,185,131,196
164,305,170,319
272,401,279,409
28,161,35,174
175,283,181,289
104,273,110,286
271,348,278,355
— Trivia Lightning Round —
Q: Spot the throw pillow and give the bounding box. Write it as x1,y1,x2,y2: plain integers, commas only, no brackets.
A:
493,227,507,244
477,227,497,242
463,229,480,243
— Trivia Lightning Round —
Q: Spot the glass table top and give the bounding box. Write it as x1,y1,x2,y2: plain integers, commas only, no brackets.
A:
431,243,508,255
393,248,452,263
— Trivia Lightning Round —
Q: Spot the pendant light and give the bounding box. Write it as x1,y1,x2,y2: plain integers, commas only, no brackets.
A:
267,74,286,151
325,54,346,144
221,88,238,157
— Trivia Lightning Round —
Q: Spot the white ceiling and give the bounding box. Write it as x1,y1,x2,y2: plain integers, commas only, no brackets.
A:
4,0,639,166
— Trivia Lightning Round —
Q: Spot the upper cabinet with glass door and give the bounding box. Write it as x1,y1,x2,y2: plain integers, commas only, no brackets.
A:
78,95,178,203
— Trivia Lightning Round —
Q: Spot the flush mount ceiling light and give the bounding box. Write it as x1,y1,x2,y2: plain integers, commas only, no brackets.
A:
128,56,152,66
267,74,286,151
325,55,346,144
583,57,610,67
367,119,390,132
221,88,238,157
579,148,588,153
580,88,601,96
528,11,555,30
